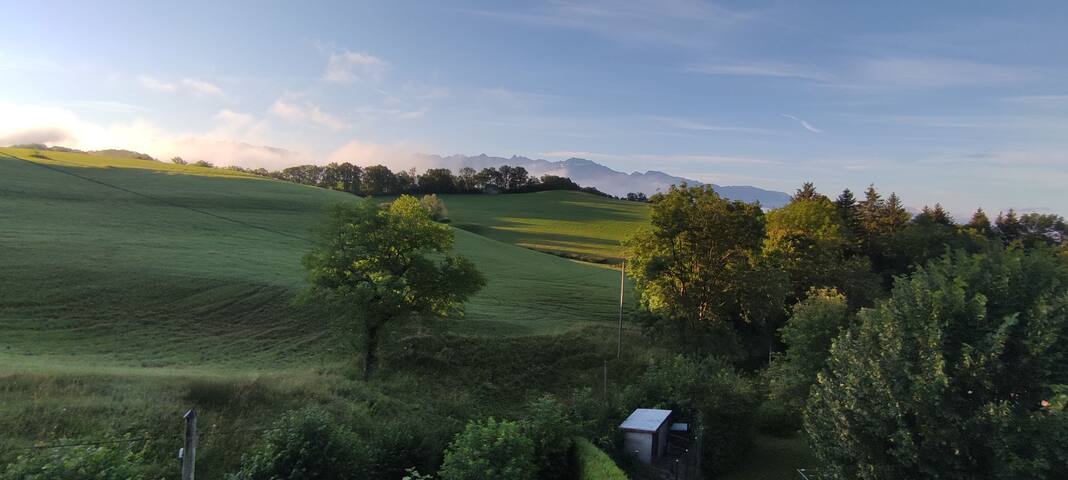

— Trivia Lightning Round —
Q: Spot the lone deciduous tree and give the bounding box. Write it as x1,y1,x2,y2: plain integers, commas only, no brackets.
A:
303,195,485,379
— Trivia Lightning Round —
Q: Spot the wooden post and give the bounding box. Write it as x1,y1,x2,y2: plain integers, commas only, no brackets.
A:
617,260,625,358
182,409,197,480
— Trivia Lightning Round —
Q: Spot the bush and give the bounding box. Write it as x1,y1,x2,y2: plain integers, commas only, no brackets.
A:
523,395,576,479
366,419,451,479
696,365,757,476
753,399,800,437
438,418,536,480
0,440,152,480
573,437,627,480
230,408,368,480
765,288,853,419
420,194,448,222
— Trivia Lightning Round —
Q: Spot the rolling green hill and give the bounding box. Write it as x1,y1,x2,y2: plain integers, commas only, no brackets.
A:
0,147,636,372
0,147,651,474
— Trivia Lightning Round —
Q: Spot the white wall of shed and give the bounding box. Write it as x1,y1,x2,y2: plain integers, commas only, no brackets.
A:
623,431,653,464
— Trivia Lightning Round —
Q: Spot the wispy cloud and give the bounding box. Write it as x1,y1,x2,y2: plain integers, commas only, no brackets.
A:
648,116,773,134
139,75,176,92
477,87,560,109
181,78,223,96
846,57,1035,89
780,114,822,133
323,51,387,83
540,150,783,166
269,99,347,130
62,100,146,114
0,51,64,72
1002,94,1068,108
355,106,429,122
467,0,762,47
138,75,225,96
685,62,830,81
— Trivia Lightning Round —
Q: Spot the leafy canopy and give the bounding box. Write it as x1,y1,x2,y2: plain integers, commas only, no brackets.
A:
805,247,1068,480
438,418,537,480
303,195,484,378
626,184,786,358
764,288,853,418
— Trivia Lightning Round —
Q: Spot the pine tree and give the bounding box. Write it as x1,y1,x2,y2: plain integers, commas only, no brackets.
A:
915,204,953,226
996,209,1022,243
967,208,993,236
834,189,862,253
930,204,953,226
857,185,885,256
794,182,821,201
882,193,910,232
857,185,883,228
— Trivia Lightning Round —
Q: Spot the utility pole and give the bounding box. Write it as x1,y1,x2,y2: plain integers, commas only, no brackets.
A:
617,259,625,358
181,409,197,480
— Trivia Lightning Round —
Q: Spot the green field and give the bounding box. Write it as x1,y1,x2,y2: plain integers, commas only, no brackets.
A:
0,147,635,369
0,147,812,478
440,192,650,263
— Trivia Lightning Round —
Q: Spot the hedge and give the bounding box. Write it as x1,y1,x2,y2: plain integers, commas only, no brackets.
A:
573,438,627,480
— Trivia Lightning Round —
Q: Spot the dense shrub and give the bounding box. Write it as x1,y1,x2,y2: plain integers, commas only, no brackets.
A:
573,437,627,480
366,419,451,479
0,440,152,480
695,364,757,476
522,395,576,479
569,387,627,450
438,418,537,480
753,399,799,437
230,408,368,480
763,288,853,420
420,194,449,222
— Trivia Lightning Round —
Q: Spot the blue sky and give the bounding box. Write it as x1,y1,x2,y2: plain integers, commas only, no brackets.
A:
2,0,1067,215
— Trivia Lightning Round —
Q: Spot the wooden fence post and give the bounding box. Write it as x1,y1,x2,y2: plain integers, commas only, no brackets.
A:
182,409,197,480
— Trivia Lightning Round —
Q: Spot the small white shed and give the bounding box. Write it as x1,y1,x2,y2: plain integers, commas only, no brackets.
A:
619,408,672,464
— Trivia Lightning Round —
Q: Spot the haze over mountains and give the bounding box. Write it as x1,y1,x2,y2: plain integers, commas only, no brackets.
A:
407,153,792,207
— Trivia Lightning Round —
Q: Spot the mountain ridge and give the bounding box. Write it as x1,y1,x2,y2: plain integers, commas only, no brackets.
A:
409,153,791,207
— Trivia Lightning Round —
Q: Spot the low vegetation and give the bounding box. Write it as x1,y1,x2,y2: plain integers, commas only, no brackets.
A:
573,438,627,480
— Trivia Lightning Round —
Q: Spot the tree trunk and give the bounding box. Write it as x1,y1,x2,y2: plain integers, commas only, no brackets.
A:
361,324,381,381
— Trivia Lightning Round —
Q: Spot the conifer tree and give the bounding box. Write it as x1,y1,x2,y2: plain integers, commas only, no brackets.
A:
834,189,862,253
996,209,1022,243
794,182,821,201
967,208,993,236
882,193,910,232
930,203,953,226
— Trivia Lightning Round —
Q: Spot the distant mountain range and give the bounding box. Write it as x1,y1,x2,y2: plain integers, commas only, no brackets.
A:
410,153,792,207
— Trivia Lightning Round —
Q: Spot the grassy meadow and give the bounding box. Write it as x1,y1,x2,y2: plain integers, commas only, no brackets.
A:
0,148,650,475
440,191,650,263
0,147,814,478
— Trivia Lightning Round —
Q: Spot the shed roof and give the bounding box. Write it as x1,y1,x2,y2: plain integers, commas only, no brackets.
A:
619,408,672,432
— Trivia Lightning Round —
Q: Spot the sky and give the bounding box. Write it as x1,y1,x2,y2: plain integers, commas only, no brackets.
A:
2,0,1067,216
